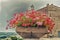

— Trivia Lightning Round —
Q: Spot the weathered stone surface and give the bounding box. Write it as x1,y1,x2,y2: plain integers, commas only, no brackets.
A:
37,4,60,37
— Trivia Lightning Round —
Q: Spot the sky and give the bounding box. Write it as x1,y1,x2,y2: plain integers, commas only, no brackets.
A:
0,0,60,32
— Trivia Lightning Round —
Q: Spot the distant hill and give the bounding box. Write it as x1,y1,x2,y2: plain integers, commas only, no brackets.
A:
0,32,17,38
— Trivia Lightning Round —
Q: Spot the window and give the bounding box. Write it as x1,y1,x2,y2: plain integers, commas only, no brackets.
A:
58,31,60,37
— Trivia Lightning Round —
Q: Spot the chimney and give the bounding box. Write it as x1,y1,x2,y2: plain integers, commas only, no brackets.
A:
51,4,54,7
51,4,53,6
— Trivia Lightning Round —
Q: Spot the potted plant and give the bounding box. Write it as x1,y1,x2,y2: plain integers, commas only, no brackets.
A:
7,9,55,38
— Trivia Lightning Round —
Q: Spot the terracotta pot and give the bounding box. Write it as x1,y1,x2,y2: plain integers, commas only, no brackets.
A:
16,27,48,38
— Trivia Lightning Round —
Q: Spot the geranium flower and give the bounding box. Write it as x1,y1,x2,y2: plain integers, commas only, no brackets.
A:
36,22,43,26
7,9,55,32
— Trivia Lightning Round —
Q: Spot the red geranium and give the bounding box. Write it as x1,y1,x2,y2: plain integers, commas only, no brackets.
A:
7,9,55,32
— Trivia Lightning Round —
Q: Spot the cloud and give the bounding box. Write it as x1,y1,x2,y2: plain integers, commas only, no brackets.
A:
0,23,1,26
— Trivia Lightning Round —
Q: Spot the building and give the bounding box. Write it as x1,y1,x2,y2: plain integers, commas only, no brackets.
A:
17,4,60,38
37,4,60,37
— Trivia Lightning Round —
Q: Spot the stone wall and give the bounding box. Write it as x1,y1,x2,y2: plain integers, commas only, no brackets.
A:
37,4,60,37
47,4,60,37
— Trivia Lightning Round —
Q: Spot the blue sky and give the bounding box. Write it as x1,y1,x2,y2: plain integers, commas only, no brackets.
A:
0,0,60,32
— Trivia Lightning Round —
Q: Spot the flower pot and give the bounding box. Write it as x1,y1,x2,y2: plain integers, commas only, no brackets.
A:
16,27,48,38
